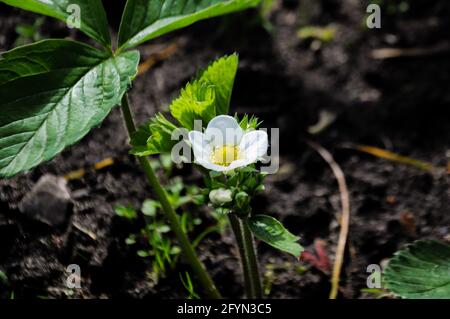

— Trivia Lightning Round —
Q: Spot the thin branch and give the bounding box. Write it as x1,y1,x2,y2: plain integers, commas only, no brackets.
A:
305,140,350,299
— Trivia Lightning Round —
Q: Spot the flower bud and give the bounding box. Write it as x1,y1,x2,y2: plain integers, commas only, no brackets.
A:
235,191,250,210
209,188,233,206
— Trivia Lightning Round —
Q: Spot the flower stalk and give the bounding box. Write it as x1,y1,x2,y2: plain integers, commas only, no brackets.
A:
120,94,221,299
229,214,263,299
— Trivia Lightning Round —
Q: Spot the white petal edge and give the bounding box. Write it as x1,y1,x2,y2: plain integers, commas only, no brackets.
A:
239,130,269,160
205,115,243,147
188,131,212,162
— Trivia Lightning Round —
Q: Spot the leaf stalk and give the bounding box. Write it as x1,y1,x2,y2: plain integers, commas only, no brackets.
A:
229,214,263,298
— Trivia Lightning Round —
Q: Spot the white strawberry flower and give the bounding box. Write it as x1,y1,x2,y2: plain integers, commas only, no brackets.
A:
188,115,268,172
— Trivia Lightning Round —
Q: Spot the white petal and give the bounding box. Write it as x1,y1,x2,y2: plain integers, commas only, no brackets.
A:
188,131,212,162
195,158,229,172
205,115,243,147
239,130,268,161
226,158,256,171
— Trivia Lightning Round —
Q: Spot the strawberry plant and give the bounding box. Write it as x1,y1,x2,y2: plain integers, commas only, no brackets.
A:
132,54,303,298
0,0,261,299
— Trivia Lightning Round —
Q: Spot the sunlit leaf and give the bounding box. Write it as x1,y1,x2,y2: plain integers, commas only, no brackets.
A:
248,214,304,258
118,0,260,50
384,240,450,299
0,40,139,177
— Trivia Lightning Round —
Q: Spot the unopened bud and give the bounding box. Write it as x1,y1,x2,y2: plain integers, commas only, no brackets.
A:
209,188,233,206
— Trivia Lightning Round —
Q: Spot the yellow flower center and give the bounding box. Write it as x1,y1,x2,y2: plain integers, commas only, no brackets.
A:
211,145,240,166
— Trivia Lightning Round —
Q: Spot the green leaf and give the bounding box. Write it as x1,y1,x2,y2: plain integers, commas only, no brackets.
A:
0,270,8,285
197,54,238,115
131,113,180,156
118,0,260,50
0,40,139,178
130,54,240,156
384,240,450,299
141,199,160,217
1,0,111,48
169,54,239,129
238,114,261,130
170,81,216,130
115,205,138,219
248,214,304,258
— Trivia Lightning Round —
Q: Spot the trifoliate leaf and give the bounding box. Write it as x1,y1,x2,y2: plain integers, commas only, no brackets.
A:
384,240,450,299
248,214,304,258
130,113,180,156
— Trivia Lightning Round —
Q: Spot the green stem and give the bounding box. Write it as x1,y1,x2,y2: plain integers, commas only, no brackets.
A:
228,214,253,298
228,214,263,299
242,217,263,299
120,94,221,299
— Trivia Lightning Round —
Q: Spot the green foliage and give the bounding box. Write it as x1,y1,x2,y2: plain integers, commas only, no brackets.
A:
118,0,261,50
384,240,450,299
203,166,266,217
14,17,45,47
141,199,159,217
297,25,336,43
248,214,304,258
169,81,217,131
1,0,111,48
238,114,262,130
0,40,139,178
114,205,138,220
170,54,239,130
131,54,240,156
0,270,8,285
180,272,200,299
196,54,239,115
115,165,223,283
131,113,179,156
0,1,257,177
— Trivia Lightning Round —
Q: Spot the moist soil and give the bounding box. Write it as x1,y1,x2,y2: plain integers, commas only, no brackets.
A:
0,0,449,299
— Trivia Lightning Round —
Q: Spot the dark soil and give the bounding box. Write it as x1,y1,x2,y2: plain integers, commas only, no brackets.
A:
0,0,449,299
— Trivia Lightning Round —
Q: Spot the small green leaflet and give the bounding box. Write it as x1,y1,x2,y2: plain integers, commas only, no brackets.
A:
118,0,261,50
248,214,304,258
1,0,111,48
0,40,139,178
384,240,450,299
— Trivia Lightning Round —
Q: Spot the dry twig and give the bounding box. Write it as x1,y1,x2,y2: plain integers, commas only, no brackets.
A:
137,43,179,76
305,140,350,299
371,43,450,59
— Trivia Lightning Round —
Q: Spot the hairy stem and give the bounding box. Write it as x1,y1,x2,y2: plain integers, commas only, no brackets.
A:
120,94,221,299
242,217,263,299
228,214,253,298
229,214,263,299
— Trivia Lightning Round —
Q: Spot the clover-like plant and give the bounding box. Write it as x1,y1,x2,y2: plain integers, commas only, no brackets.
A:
132,54,304,298
0,0,263,298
